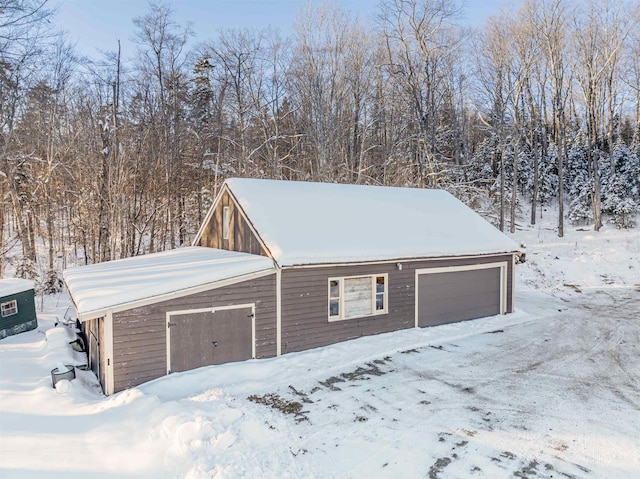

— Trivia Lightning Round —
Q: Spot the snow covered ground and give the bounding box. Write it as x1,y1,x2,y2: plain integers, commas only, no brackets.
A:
1,213,639,479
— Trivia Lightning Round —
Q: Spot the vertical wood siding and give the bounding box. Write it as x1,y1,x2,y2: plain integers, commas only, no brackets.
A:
197,189,269,257
280,254,514,354
110,274,277,393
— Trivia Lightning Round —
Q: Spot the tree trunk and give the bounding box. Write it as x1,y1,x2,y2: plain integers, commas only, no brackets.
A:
7,181,36,263
557,116,565,238
530,126,539,226
499,145,505,232
0,188,5,278
510,141,518,233
45,180,55,272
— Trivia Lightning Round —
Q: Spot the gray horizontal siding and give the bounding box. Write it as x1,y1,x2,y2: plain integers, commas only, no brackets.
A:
281,263,409,354
107,253,514,392
281,254,514,354
111,273,277,392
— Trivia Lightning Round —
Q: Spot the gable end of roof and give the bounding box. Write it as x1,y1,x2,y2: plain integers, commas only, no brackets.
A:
192,183,276,264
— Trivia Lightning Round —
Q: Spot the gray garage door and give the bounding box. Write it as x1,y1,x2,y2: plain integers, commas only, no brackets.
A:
417,267,501,327
169,307,253,373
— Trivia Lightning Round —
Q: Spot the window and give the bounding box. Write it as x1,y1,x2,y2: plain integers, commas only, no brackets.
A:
222,206,230,240
328,274,387,321
329,280,340,317
1,300,18,317
375,276,385,311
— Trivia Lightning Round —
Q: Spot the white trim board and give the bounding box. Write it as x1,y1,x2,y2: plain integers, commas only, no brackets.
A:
511,255,516,312
414,262,508,328
104,311,115,396
285,252,519,270
276,268,282,357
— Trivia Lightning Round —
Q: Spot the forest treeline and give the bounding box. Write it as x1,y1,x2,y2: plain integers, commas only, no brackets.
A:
1,0,640,290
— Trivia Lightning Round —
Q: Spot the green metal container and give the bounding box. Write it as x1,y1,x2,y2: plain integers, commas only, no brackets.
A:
0,279,37,340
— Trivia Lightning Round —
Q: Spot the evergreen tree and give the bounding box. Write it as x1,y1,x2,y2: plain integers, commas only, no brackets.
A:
538,145,559,208
516,148,533,195
601,140,638,228
566,134,593,225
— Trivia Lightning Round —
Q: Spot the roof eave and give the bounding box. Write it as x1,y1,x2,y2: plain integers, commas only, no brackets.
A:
279,250,522,269
70,266,277,322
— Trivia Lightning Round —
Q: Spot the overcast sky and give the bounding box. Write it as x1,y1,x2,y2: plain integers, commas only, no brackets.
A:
51,0,517,58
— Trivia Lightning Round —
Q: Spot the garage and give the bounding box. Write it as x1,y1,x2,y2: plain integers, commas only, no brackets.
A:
416,262,507,327
168,305,254,373
65,179,521,396
64,247,277,394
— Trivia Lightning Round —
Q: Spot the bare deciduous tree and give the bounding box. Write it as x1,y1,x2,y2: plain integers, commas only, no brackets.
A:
527,0,571,237
378,0,465,187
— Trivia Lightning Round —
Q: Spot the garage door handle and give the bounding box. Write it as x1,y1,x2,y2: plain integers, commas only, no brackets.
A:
212,341,218,347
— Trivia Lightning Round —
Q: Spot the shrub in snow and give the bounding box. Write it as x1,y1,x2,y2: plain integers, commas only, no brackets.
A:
15,258,37,281
43,270,64,295
603,197,638,229
568,190,593,226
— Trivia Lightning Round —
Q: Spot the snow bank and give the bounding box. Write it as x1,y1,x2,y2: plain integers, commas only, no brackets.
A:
514,222,640,292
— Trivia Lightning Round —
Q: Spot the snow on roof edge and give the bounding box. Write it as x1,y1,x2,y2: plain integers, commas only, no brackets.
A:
63,247,276,320
69,267,275,321
0,278,35,297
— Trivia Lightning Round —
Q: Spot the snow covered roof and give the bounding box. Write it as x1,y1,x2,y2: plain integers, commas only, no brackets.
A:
63,247,275,319
0,278,35,298
220,178,521,266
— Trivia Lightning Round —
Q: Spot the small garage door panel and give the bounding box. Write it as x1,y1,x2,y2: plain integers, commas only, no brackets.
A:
170,307,253,373
211,308,253,364
418,267,501,327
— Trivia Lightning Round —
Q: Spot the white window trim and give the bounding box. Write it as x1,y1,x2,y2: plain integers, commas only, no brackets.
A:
222,206,230,240
328,273,388,322
1,300,18,317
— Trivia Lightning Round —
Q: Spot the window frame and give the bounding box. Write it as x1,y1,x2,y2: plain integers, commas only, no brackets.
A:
1,300,18,318
222,206,230,240
327,273,388,322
